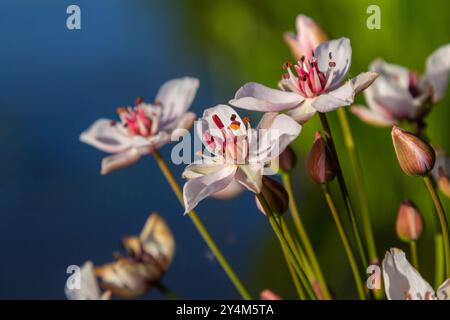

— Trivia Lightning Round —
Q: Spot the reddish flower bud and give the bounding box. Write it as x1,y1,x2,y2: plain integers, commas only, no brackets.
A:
391,126,435,177
396,199,424,242
279,145,297,172
256,176,289,215
260,289,282,300
305,131,336,184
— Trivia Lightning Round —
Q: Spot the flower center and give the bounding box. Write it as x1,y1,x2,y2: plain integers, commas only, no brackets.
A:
202,113,250,164
281,53,336,98
116,98,160,137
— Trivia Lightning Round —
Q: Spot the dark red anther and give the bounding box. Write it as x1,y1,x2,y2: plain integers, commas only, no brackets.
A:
282,73,290,79
212,114,224,129
328,52,332,60
135,96,144,105
282,61,292,70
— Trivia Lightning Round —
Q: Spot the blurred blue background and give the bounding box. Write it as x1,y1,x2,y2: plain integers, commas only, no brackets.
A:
0,0,449,299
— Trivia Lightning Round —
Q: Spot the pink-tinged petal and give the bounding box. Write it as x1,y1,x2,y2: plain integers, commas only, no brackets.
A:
156,77,199,126
65,261,102,300
371,76,416,118
315,38,352,89
295,14,328,61
250,113,301,162
312,82,355,112
382,248,435,300
230,82,303,112
350,105,397,127
287,99,317,124
437,279,450,300
211,180,245,199
174,112,196,131
351,71,379,93
182,164,237,213
80,119,132,153
182,159,225,180
101,149,141,175
370,58,410,90
260,289,282,300
283,31,303,62
425,43,450,103
234,163,263,194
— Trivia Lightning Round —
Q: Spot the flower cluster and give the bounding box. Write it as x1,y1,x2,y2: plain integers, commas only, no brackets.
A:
75,12,450,301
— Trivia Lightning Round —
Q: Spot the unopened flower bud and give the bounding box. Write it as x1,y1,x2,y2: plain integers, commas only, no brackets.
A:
260,289,282,300
306,131,336,184
391,126,435,177
438,175,450,198
279,145,297,173
256,176,289,215
432,147,450,198
396,199,424,242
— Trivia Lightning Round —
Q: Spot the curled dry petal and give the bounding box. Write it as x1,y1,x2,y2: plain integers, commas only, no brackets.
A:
391,126,435,177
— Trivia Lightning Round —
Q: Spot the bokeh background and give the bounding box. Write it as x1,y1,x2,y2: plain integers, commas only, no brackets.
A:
0,0,449,299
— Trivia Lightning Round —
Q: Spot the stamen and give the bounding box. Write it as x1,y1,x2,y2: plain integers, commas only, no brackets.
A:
212,114,224,129
242,116,250,123
135,96,144,105
329,52,332,60
282,73,290,79
230,121,241,130
230,114,237,121
329,61,336,67
110,120,117,126
282,61,292,70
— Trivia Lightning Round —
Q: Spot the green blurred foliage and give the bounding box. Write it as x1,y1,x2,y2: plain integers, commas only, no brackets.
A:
182,0,450,298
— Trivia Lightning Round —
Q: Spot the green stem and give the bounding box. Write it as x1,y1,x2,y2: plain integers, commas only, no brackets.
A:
319,112,369,270
337,108,378,263
434,234,445,288
409,241,419,271
281,244,307,299
257,193,316,300
154,281,179,300
152,151,252,300
321,184,367,300
281,173,331,299
424,175,450,278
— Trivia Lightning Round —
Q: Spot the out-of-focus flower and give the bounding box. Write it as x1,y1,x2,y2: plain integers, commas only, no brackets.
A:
391,126,435,177
432,147,450,198
396,200,423,242
80,77,199,174
260,289,282,300
65,261,111,300
283,14,328,62
230,38,378,124
255,176,289,215
305,131,336,184
351,44,450,127
182,105,301,213
382,248,450,300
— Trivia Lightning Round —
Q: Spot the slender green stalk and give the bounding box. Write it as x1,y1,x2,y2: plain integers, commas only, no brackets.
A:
409,241,419,271
435,234,445,288
424,175,450,278
337,108,378,263
321,184,367,300
257,193,316,300
155,281,179,300
281,245,307,299
318,112,369,270
281,173,331,299
152,151,252,300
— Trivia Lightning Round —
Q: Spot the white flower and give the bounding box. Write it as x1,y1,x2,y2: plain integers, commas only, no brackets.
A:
351,44,450,127
65,261,111,300
182,105,301,213
80,77,199,174
432,147,450,198
382,248,450,300
229,38,378,124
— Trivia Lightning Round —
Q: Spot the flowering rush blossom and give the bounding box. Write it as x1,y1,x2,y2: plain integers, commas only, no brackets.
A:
283,14,328,62
80,77,199,174
351,44,450,127
382,248,450,300
229,37,378,123
182,105,301,212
